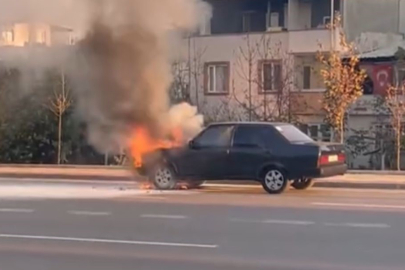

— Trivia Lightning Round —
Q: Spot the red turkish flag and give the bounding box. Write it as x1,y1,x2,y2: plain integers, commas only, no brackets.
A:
372,64,393,95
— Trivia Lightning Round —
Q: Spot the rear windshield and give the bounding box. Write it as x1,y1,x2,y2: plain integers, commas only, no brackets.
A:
275,125,314,143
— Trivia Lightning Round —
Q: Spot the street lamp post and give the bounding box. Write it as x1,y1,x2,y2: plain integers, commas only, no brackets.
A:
330,0,334,51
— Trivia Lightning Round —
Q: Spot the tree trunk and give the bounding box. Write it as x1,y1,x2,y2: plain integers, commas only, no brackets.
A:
381,152,386,171
287,92,292,123
104,151,109,166
191,37,200,111
57,112,62,165
396,120,401,171
247,34,252,121
337,117,344,144
248,61,252,121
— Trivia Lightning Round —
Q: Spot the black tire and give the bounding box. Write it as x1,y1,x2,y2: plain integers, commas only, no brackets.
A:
185,181,205,189
151,164,177,190
261,168,290,194
291,178,315,190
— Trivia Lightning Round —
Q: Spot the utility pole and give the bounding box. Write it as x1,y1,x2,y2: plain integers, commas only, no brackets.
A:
330,0,335,51
187,34,192,105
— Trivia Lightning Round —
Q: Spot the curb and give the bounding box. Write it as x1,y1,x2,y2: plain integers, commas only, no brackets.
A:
0,164,404,175
349,170,405,175
314,181,405,190
0,173,133,181
209,181,405,190
1,174,404,190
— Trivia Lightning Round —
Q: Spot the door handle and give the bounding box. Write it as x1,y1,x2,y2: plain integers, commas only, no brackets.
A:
227,149,230,154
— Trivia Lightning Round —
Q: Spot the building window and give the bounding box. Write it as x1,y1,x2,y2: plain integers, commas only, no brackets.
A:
303,66,311,89
205,62,230,95
41,31,47,43
296,55,325,90
299,123,332,142
1,29,14,43
260,60,282,92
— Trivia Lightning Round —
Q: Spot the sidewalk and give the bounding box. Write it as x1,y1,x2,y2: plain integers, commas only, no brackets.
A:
315,174,405,190
0,165,132,180
0,165,404,190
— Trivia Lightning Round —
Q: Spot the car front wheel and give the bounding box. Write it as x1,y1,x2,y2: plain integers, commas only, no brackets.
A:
261,169,290,194
152,164,177,190
291,178,314,190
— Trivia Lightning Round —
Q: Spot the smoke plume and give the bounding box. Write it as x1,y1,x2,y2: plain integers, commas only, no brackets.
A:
0,0,211,154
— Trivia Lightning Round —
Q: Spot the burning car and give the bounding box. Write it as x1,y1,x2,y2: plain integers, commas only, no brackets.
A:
130,122,347,194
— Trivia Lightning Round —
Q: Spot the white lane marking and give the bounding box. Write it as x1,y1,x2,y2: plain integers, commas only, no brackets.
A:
312,202,405,209
263,219,315,225
230,218,263,224
324,222,390,228
140,214,187,219
139,197,167,200
231,218,314,225
0,208,34,213
0,234,217,249
68,211,111,216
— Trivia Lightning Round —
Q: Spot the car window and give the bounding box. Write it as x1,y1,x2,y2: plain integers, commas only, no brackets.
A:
275,124,314,143
194,125,234,147
233,126,268,148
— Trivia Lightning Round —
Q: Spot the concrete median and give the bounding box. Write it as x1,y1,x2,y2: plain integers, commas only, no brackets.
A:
0,165,404,190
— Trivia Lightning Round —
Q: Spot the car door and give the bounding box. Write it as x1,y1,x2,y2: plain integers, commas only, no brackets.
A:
177,124,235,180
227,125,276,179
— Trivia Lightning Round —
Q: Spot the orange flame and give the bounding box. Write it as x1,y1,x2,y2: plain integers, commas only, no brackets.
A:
130,126,183,168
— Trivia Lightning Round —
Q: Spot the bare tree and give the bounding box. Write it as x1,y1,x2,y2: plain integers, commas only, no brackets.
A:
385,84,405,170
233,34,304,123
317,14,367,143
170,60,190,104
346,97,395,170
190,38,207,110
48,69,72,164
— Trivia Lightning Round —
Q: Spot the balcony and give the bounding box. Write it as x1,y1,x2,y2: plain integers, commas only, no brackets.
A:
288,28,341,54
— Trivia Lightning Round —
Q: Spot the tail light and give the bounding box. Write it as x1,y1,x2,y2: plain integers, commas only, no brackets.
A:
318,152,345,167
318,155,329,166
338,153,346,163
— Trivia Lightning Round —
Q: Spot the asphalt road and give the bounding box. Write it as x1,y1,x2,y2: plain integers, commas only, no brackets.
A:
2,178,405,270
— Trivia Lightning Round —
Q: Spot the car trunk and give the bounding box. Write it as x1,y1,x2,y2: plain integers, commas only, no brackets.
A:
317,142,346,166
293,141,346,166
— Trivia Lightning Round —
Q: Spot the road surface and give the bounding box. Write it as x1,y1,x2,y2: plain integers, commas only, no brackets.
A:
1,178,405,270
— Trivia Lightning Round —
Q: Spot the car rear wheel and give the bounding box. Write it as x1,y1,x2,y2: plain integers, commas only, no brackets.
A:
152,165,177,190
291,178,314,190
261,169,290,194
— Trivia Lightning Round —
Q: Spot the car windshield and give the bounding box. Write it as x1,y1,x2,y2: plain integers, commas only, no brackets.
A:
275,125,314,143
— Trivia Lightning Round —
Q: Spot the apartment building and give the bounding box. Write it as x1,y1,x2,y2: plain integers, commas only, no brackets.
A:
0,22,75,47
182,0,405,169
185,0,341,139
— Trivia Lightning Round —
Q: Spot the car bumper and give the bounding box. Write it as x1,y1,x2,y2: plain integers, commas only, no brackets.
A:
308,164,347,178
134,165,147,176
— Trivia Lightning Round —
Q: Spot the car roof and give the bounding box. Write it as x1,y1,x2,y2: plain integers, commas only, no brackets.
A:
207,121,292,127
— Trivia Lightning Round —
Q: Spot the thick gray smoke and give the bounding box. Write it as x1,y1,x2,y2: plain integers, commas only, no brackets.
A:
0,0,210,154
